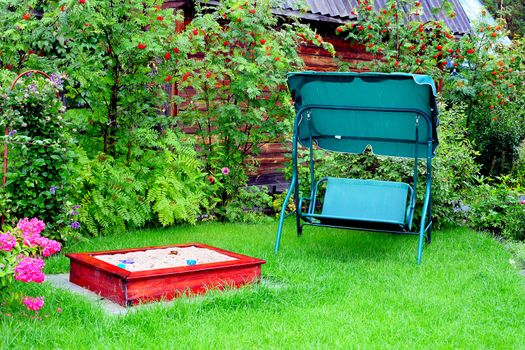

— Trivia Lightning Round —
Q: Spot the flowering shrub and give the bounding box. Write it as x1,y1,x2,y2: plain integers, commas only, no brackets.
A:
336,0,457,77
0,218,61,312
46,0,204,234
335,0,523,176
172,0,333,220
443,25,523,176
53,0,181,157
13,257,45,283
0,0,54,72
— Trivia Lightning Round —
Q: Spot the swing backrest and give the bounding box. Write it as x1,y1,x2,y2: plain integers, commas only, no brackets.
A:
287,72,439,159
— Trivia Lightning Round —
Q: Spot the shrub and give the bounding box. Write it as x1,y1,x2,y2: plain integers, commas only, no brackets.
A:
0,72,77,239
0,1,58,73
466,176,524,240
336,0,458,77
447,31,524,177
1,1,212,233
223,186,273,224
171,0,334,220
0,218,61,312
514,140,525,180
503,204,525,241
336,1,524,177
54,0,182,158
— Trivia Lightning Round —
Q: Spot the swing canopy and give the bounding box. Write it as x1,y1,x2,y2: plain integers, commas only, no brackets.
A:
275,71,440,264
288,71,439,158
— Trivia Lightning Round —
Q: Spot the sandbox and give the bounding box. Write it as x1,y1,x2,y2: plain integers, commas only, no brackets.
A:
66,243,266,306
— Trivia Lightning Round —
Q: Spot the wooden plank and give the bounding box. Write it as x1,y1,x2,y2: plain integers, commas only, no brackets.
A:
259,143,288,152
68,260,127,306
126,265,261,305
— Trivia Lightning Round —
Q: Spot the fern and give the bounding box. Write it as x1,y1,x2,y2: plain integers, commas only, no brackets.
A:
76,130,207,235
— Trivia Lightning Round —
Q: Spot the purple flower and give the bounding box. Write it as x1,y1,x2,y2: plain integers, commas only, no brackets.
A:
8,129,17,137
28,84,38,93
70,222,80,229
72,205,80,209
221,167,230,176
49,73,64,90
71,211,78,216
49,186,57,195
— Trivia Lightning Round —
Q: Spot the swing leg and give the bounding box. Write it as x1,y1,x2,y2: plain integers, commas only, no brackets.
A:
426,194,432,244
275,173,297,253
294,181,302,237
417,227,425,265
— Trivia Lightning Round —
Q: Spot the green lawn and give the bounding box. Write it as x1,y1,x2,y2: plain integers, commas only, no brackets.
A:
2,220,525,349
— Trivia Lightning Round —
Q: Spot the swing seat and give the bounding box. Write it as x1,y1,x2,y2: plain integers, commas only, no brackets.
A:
319,177,411,228
274,71,440,264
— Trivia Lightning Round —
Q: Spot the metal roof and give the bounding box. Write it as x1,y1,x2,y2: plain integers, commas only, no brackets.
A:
276,0,472,34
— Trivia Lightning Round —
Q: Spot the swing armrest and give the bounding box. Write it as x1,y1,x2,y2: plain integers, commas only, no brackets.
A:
310,177,329,214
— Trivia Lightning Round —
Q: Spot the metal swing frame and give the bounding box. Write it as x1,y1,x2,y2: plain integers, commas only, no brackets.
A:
274,72,439,264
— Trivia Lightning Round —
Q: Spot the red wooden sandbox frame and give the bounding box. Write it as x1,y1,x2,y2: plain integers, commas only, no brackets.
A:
66,243,266,307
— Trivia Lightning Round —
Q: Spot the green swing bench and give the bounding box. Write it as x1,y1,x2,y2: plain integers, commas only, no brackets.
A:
275,72,439,264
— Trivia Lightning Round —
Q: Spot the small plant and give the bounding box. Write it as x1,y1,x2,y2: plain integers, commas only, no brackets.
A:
467,176,525,240
0,218,61,313
223,186,273,224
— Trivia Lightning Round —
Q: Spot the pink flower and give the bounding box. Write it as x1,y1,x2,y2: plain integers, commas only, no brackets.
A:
0,233,16,252
14,257,45,283
221,167,230,176
23,297,44,311
42,240,61,257
36,236,61,257
57,307,62,313
16,218,46,247
17,218,46,235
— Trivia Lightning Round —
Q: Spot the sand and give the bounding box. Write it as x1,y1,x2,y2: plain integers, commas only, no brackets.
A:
93,246,237,272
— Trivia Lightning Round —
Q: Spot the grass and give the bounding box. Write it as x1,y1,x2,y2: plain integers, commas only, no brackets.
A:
2,220,525,349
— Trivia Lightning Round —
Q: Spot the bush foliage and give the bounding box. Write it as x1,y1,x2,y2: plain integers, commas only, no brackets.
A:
0,0,523,242
171,0,333,220
0,73,77,239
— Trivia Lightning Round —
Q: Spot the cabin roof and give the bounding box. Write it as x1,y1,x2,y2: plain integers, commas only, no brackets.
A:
274,0,472,34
